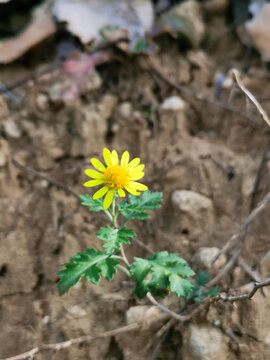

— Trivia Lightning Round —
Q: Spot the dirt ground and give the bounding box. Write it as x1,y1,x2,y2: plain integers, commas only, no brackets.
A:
0,6,270,360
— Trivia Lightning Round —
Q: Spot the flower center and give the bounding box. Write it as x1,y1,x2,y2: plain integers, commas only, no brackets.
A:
103,165,130,190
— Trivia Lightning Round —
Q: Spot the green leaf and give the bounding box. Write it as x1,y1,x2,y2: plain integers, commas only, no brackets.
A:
205,286,219,298
118,190,163,221
97,226,136,254
196,270,210,286
169,274,194,298
57,248,118,295
189,271,218,302
80,194,104,212
130,251,194,298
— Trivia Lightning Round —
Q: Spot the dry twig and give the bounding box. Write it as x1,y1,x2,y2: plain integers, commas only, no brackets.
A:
146,292,186,321
216,279,270,303
12,158,80,202
2,322,141,360
211,191,270,266
232,69,270,128
149,62,256,124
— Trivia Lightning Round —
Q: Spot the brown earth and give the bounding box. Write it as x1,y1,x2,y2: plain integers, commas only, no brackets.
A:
0,8,270,360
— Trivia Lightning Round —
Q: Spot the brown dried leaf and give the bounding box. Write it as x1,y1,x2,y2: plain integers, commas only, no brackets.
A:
0,16,56,64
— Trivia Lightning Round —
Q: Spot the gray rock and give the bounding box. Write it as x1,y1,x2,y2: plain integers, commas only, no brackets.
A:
182,324,228,360
171,190,214,239
168,0,205,46
126,305,151,324
192,247,226,270
161,96,186,111
3,119,22,138
189,325,223,357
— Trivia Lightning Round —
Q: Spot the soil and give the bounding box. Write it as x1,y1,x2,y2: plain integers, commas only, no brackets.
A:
0,5,270,360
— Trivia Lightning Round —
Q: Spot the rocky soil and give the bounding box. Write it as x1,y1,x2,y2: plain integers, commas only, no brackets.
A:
0,3,270,360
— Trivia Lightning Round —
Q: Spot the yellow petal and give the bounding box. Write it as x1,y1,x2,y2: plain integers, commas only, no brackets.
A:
93,186,108,199
85,169,103,179
121,151,130,167
130,172,144,181
103,148,112,166
130,164,144,173
111,150,119,166
91,158,105,172
125,184,140,196
84,180,104,187
103,189,115,209
129,181,148,191
127,157,140,170
118,188,125,197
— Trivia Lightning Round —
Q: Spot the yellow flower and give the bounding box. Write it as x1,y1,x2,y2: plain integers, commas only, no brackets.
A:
84,148,148,209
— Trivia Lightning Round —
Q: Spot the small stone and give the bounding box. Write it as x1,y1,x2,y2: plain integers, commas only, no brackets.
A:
172,190,213,213
42,315,50,325
49,83,63,105
192,247,226,270
68,305,87,317
36,93,49,111
117,102,132,119
161,96,186,111
188,325,223,357
3,119,22,138
168,0,205,46
172,190,214,239
126,305,151,324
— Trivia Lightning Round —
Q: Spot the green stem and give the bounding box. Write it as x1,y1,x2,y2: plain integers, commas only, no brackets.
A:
104,209,113,222
116,264,131,277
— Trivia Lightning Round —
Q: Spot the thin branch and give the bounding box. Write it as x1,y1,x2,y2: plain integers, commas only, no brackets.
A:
12,158,80,202
149,62,256,124
250,140,270,212
232,69,270,128
2,322,141,360
211,191,270,266
216,279,270,303
133,237,154,255
146,292,187,321
238,258,262,283
208,246,243,287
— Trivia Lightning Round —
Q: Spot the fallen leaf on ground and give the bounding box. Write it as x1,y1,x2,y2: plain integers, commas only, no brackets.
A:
53,0,154,49
0,0,56,64
50,51,111,103
246,3,270,61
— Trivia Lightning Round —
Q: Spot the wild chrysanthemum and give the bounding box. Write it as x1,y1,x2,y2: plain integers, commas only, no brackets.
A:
84,148,148,209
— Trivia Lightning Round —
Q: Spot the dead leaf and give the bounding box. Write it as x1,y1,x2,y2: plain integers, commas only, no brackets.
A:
50,51,111,103
246,3,270,61
0,16,55,64
0,0,56,65
53,0,154,48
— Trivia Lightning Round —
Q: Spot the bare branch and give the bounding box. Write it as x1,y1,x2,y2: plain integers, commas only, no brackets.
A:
12,158,80,202
211,191,270,266
208,246,243,287
216,279,270,303
232,69,270,128
149,62,256,125
146,292,187,321
2,322,141,360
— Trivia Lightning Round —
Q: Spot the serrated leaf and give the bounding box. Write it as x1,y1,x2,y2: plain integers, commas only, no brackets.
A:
169,274,194,297
80,194,104,212
118,190,163,221
196,270,210,286
57,248,118,295
97,226,136,254
130,251,194,298
205,286,219,298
